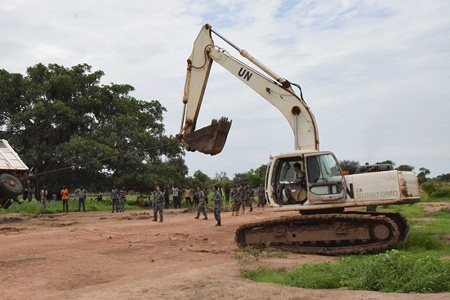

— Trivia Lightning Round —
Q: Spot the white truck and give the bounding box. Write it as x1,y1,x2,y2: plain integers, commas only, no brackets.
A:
0,139,29,209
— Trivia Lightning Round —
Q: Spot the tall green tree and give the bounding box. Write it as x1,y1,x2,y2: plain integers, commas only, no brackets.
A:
0,63,185,193
418,167,431,184
232,164,266,187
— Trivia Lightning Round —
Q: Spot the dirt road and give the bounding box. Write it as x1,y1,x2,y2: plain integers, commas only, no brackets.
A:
1,207,448,300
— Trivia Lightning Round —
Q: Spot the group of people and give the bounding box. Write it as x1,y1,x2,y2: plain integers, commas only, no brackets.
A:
230,184,266,216
110,187,127,213
59,185,89,213
53,183,267,227
194,185,222,226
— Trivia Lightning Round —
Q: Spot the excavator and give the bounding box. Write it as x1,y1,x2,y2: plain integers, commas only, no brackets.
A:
177,24,420,255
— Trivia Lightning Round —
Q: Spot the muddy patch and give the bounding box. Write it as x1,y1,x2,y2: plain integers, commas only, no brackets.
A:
0,217,22,224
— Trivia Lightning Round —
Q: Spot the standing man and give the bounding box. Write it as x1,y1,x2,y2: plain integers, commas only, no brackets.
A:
246,184,254,212
257,183,266,210
185,188,192,208
212,186,222,226
164,188,170,209
193,187,199,208
153,185,164,222
231,185,239,216
173,187,180,209
118,187,127,212
111,187,119,213
239,184,246,214
75,185,87,212
40,188,48,214
194,186,207,220
224,183,231,205
61,186,69,213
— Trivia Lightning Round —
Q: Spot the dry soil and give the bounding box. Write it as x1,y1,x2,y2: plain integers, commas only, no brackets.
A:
1,204,449,300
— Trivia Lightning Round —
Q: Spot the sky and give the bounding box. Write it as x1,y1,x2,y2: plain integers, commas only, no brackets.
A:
1,0,449,179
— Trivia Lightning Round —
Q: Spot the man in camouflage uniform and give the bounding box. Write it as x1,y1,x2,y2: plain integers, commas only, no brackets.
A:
239,184,246,214
194,186,207,220
212,185,222,226
257,183,266,210
153,185,164,222
231,185,239,216
246,184,254,212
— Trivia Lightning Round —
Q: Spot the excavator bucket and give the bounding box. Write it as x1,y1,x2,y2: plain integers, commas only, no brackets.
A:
183,117,232,155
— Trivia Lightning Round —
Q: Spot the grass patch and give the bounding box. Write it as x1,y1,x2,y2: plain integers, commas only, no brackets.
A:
242,203,450,293
377,204,425,218
0,197,143,215
420,194,450,202
243,250,450,293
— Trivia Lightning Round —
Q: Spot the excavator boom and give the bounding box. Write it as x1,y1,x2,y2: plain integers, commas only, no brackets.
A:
178,24,319,155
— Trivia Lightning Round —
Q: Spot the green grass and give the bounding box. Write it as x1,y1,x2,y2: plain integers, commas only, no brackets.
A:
420,193,450,202
241,203,450,293
0,197,142,215
243,250,450,293
377,203,425,218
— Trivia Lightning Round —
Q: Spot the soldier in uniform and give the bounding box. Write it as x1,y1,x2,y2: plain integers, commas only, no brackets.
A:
194,186,207,220
239,184,246,214
257,183,266,210
224,183,231,205
231,185,239,216
246,185,254,212
153,185,164,222
212,185,222,226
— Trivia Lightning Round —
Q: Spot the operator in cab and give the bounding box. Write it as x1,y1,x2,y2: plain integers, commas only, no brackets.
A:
286,162,307,204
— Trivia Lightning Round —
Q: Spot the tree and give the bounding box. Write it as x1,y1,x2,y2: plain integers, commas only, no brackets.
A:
418,167,431,184
214,171,229,182
396,165,415,172
193,170,211,187
0,63,185,193
232,164,266,187
339,160,360,174
437,173,450,182
376,160,395,166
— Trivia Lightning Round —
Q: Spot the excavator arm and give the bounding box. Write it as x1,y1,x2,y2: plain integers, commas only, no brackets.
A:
177,24,319,155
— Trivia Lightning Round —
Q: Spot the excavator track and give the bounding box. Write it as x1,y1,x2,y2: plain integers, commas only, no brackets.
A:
235,213,407,255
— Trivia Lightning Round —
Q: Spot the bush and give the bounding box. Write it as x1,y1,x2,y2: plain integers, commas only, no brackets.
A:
421,180,450,198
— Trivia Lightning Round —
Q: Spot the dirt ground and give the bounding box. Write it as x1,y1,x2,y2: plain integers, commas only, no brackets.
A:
1,204,449,300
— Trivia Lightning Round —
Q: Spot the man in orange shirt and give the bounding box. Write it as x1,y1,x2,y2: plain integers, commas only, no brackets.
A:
61,186,69,213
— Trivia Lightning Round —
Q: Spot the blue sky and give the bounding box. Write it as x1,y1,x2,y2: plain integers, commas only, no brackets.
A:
1,0,449,178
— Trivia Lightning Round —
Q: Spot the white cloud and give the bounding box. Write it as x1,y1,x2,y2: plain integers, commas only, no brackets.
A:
0,0,449,178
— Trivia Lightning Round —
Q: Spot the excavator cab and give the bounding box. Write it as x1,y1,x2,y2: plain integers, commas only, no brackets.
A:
268,151,347,206
179,117,232,155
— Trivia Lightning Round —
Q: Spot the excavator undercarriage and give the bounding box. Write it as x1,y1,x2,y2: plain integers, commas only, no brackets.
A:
235,212,409,255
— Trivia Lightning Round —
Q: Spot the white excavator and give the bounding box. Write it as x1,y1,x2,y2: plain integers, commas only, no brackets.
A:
177,24,420,255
